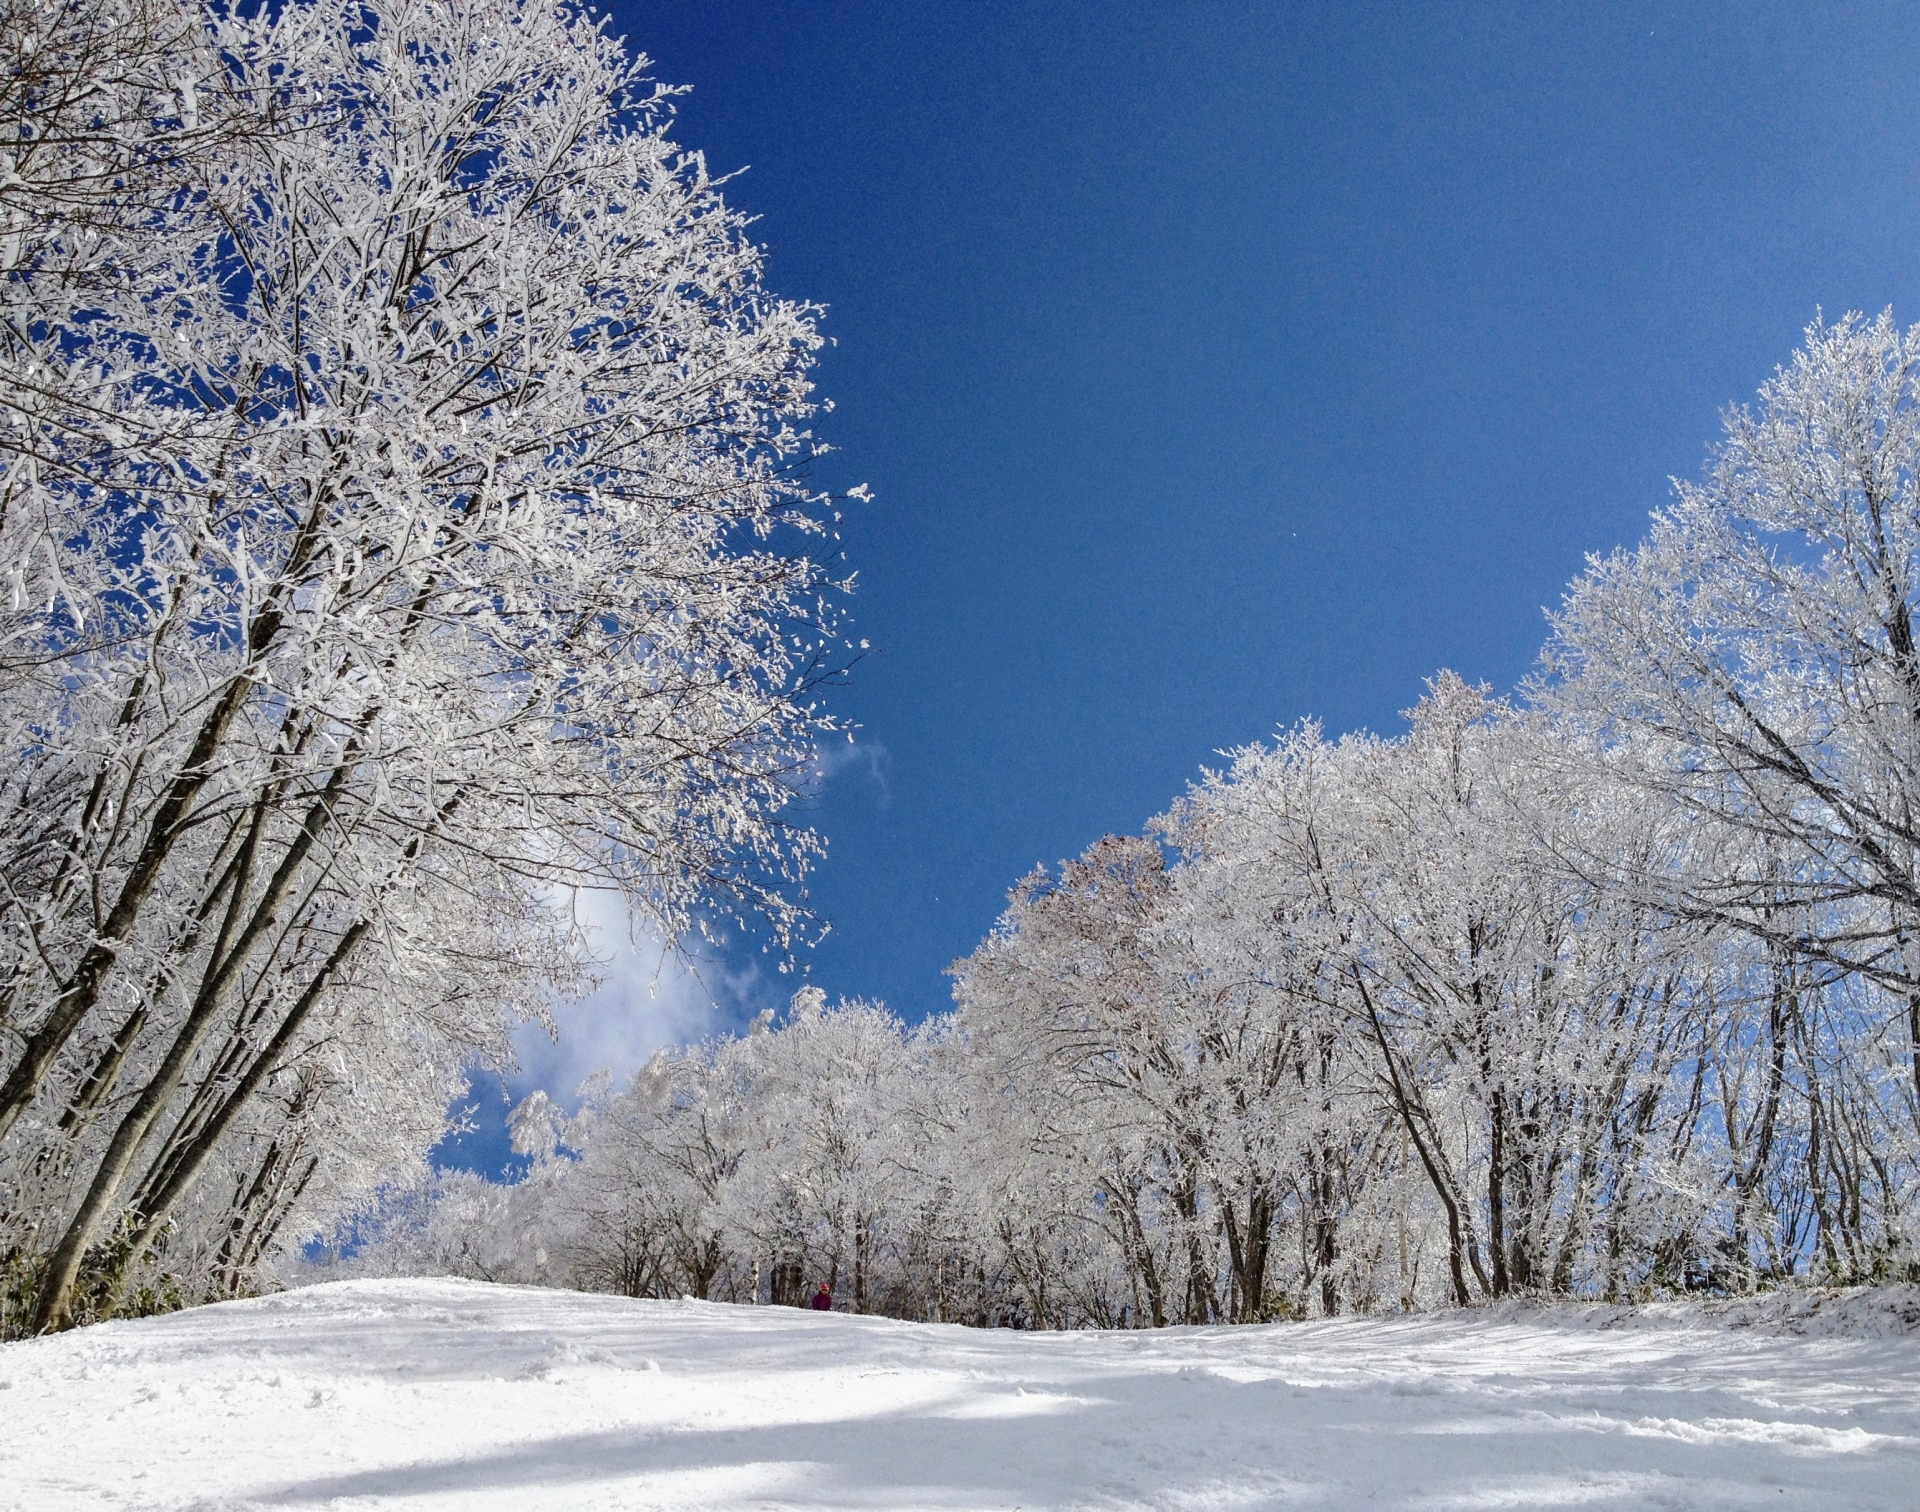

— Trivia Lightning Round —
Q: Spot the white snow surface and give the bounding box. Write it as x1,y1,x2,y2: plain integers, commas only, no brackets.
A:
5,1278,1920,1510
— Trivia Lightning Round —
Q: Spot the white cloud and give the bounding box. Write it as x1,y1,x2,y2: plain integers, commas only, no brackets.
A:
507,890,766,1110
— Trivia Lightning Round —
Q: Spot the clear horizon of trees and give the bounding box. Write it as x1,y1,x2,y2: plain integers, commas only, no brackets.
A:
362,313,1920,1326
0,0,846,1335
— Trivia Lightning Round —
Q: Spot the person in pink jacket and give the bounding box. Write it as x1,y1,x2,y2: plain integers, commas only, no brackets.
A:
810,1282,833,1311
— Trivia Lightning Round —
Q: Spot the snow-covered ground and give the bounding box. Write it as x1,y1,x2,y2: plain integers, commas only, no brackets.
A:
5,1278,1920,1510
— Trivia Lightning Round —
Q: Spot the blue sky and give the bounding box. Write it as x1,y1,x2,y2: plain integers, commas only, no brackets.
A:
441,1,1920,1170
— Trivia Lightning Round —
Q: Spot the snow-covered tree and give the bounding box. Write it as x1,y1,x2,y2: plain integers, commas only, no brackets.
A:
1540,310,1920,1281
1,0,846,1333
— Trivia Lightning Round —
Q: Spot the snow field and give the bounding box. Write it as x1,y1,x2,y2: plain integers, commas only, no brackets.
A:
3,1277,1919,1510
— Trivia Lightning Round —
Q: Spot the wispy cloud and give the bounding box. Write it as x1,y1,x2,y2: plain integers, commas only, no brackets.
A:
801,736,890,803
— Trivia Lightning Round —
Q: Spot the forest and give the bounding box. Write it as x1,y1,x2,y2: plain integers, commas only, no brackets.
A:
9,0,1920,1336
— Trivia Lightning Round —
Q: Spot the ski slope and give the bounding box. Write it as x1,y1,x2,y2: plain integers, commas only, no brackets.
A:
4,1278,1919,1510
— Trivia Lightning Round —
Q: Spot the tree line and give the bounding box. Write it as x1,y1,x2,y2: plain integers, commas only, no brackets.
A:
366,313,1920,1325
